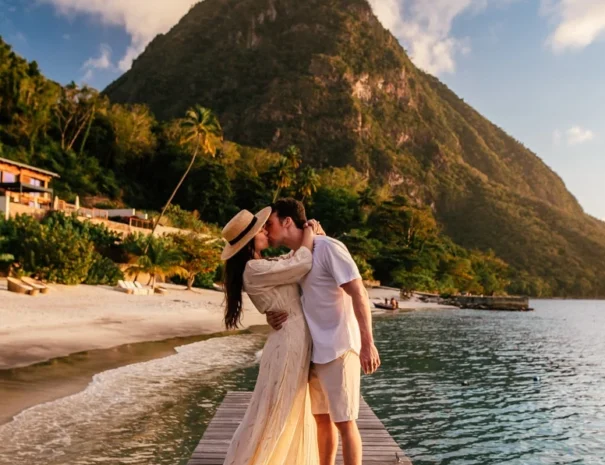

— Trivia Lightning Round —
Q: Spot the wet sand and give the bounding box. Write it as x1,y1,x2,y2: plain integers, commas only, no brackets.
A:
0,280,267,369
0,328,270,425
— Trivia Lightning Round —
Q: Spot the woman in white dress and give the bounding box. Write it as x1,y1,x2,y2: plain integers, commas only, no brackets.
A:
220,206,320,465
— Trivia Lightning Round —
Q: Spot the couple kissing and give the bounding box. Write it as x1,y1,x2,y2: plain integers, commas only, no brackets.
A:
220,198,381,465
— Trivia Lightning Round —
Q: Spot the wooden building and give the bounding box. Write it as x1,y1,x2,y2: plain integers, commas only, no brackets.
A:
0,156,59,208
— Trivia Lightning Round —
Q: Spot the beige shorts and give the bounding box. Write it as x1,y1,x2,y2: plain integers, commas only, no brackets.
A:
308,350,361,423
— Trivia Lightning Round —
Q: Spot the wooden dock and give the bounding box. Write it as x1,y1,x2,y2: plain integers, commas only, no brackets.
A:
188,391,411,465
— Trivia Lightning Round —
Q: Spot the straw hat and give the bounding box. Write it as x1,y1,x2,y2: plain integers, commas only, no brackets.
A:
221,207,272,260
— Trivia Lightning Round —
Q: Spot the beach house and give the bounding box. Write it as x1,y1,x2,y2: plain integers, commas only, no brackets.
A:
0,157,190,238
0,157,59,219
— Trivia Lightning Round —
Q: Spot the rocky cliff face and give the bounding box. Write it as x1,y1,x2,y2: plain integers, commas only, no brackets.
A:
104,0,605,295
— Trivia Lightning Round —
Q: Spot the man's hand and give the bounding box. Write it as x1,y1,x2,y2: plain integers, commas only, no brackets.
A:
266,311,288,330
360,343,381,375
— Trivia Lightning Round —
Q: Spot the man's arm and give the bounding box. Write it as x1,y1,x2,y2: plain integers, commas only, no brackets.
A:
341,278,381,375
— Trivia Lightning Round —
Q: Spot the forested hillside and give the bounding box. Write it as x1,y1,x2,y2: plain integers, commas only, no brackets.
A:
102,0,605,297
2,4,605,298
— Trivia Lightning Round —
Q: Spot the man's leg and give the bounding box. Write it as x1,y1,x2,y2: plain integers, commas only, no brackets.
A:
311,351,362,465
335,420,362,465
310,364,336,465
314,413,338,465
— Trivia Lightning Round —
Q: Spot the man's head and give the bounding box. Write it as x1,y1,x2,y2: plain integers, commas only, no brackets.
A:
265,198,307,248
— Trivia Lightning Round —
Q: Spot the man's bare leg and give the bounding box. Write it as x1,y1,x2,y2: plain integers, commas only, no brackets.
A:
315,414,338,465
335,420,362,465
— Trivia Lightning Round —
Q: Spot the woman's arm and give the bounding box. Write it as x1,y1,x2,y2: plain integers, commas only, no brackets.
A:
300,223,315,251
245,227,315,289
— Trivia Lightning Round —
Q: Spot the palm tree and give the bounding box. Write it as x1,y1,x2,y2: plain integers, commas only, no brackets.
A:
284,145,302,170
126,238,186,289
297,166,320,203
270,156,294,202
147,105,223,241
358,187,377,209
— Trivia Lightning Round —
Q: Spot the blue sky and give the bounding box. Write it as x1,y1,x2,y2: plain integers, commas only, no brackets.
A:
1,0,604,220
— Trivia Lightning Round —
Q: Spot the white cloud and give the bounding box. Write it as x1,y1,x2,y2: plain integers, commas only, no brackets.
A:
81,69,94,84
81,43,113,84
543,0,605,52
566,125,594,145
367,0,518,75
553,129,562,145
40,0,198,71
83,43,113,70
368,0,472,74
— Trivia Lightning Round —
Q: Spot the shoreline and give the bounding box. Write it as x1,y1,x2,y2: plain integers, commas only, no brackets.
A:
0,281,454,371
0,282,451,426
0,279,268,370
0,331,267,426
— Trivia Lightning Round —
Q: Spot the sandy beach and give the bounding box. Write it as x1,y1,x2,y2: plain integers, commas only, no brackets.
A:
0,279,268,370
0,279,454,370
0,280,454,426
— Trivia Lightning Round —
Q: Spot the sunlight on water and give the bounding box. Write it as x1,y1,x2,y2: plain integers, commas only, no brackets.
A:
364,300,605,465
0,335,263,465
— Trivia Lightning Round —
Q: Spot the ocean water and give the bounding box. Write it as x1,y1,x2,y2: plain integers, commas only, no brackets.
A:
0,335,263,465
1,300,604,465
364,300,605,465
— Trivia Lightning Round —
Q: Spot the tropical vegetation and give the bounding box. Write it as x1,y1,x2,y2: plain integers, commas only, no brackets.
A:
2,8,605,298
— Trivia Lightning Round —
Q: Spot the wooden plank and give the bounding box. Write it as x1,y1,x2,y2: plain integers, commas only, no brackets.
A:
188,391,411,465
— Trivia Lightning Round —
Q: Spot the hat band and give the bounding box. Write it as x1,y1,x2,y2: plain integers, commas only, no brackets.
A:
228,217,258,245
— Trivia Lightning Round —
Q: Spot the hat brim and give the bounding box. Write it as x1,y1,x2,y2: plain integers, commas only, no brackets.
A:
221,206,272,261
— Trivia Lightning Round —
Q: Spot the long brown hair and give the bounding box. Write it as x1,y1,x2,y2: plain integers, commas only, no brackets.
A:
223,239,256,330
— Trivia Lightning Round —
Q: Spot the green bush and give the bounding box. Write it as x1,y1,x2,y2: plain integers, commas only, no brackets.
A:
24,219,95,284
1,214,95,284
86,254,124,285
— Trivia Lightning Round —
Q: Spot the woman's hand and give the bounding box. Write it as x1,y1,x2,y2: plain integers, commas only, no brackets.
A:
303,222,316,238
306,219,325,236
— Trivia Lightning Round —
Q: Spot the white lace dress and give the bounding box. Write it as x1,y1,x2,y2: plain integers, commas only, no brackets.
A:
222,246,319,465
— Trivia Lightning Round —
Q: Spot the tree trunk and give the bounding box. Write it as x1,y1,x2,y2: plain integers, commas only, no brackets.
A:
79,104,95,157
187,274,195,291
144,142,200,254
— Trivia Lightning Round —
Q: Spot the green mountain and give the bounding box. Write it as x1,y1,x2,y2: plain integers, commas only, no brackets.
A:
2,0,605,297
104,0,605,296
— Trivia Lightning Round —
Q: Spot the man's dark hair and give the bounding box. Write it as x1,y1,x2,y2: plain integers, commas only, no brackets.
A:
271,198,307,229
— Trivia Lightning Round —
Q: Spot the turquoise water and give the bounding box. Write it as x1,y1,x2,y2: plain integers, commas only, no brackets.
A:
364,300,605,465
1,301,603,464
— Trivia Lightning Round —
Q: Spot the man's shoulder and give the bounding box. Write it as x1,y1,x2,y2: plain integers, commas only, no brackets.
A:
314,235,347,251
314,236,353,259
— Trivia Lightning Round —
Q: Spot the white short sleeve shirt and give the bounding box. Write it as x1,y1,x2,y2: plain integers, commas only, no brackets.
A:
300,236,362,364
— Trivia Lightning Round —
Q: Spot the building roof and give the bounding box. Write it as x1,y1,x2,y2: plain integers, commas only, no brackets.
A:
0,156,60,178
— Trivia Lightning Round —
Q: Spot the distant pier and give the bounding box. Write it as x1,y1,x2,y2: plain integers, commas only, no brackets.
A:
445,295,532,311
188,391,411,464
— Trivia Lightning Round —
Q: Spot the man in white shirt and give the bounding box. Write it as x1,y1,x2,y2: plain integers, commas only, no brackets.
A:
264,198,381,465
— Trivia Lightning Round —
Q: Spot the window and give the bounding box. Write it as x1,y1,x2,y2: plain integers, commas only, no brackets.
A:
2,172,16,183
30,178,43,187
